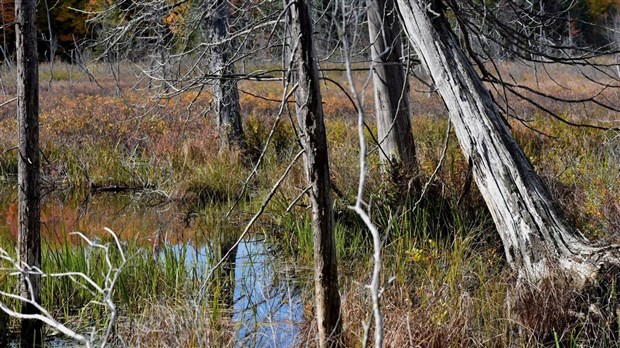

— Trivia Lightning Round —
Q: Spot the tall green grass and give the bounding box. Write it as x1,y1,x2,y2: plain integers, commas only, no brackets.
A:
0,74,617,346
0,234,228,335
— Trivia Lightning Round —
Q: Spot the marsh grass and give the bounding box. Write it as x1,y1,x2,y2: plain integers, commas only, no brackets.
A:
0,232,237,342
119,299,235,347
280,109,618,346
0,61,618,346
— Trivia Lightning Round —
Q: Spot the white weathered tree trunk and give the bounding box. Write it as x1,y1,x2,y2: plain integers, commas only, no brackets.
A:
396,0,617,285
15,0,42,344
285,0,343,346
209,0,245,151
367,0,417,171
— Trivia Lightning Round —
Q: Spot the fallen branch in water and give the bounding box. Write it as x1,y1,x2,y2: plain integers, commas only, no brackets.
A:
0,228,126,348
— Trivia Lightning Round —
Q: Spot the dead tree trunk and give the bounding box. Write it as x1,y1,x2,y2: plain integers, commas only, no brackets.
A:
43,0,56,89
612,11,620,79
285,0,343,346
15,0,42,344
367,0,417,171
396,0,617,285
209,0,245,151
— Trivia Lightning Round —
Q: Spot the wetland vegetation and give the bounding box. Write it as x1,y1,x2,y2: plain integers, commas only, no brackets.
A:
2,0,620,346
0,60,618,346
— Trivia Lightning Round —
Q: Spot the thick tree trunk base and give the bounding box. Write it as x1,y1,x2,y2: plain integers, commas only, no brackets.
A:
509,262,620,344
395,0,620,286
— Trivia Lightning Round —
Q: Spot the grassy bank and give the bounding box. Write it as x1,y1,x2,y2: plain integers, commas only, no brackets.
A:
0,62,618,346
0,210,248,346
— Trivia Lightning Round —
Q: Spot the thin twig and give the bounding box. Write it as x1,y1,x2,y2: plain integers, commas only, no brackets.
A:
339,0,384,346
199,150,304,301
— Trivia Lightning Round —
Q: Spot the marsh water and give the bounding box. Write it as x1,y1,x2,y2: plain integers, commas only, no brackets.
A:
0,189,305,347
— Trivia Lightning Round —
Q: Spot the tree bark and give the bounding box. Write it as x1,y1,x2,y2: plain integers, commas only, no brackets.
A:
209,0,245,151
285,0,343,346
367,0,417,171
396,0,615,285
15,0,42,344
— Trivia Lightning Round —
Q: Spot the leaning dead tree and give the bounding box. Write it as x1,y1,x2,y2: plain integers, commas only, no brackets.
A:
396,0,620,286
285,0,343,346
367,0,417,171
15,0,42,344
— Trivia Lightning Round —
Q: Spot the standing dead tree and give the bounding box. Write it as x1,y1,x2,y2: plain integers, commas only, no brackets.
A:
396,0,620,286
285,0,343,346
337,1,386,345
608,4,620,78
15,0,41,344
207,0,246,151
42,0,56,89
87,0,286,152
367,0,417,172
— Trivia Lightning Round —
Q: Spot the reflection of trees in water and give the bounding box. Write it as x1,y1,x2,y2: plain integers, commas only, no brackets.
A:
218,236,238,311
0,191,220,246
232,239,303,347
5,201,77,242
0,189,305,345
193,237,303,346
173,232,304,345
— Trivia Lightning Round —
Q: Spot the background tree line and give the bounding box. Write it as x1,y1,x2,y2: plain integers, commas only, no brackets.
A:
2,0,619,345
0,0,89,61
1,0,620,63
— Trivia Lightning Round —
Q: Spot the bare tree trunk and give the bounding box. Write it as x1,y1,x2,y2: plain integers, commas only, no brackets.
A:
396,0,616,285
367,0,417,171
15,0,42,344
43,0,56,89
285,0,343,346
612,11,620,79
209,0,245,151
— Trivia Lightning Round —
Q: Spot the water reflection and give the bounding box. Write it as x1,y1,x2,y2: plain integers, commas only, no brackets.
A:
234,240,303,347
0,191,304,347
166,239,303,347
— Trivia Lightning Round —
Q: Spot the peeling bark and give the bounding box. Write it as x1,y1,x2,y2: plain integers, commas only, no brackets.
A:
285,0,343,346
396,0,617,285
367,0,417,171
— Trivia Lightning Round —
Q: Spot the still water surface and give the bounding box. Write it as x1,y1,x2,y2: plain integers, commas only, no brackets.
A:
0,190,304,347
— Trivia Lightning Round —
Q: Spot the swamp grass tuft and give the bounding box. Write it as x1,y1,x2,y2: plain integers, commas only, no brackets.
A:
0,63,618,345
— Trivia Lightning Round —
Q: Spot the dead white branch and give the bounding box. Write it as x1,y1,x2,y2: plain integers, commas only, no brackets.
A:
0,228,126,348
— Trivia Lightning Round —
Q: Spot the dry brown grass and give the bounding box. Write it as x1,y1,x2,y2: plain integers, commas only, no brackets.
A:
118,301,235,347
0,60,618,346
